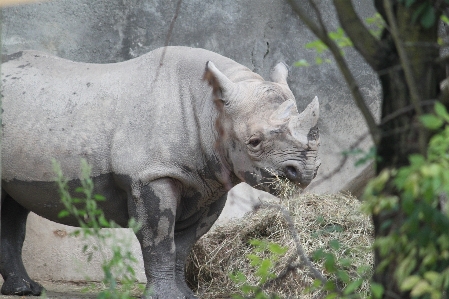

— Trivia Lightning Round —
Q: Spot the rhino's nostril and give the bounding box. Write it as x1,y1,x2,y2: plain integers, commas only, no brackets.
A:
285,165,299,181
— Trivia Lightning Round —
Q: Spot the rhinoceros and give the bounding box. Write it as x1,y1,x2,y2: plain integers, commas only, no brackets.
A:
0,46,320,298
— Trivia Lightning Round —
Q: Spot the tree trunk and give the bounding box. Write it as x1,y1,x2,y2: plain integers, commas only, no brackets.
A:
373,2,443,297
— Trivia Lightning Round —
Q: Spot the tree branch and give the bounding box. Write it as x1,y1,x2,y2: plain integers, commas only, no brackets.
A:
256,202,340,293
307,132,370,190
333,0,390,71
382,0,431,156
383,0,423,115
287,0,381,145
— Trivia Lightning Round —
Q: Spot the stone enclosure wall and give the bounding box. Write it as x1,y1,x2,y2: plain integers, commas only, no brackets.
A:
2,0,379,282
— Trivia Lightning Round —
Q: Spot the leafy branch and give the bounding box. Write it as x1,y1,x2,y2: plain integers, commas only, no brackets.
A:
287,0,381,145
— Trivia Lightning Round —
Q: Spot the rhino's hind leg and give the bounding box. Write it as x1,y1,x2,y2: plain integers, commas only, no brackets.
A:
0,194,44,296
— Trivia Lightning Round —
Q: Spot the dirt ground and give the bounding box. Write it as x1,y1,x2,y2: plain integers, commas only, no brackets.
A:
0,281,141,299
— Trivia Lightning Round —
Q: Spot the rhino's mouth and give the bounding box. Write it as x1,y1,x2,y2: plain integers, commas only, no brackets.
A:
242,169,304,197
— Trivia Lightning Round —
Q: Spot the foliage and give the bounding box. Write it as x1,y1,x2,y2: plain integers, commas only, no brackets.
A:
342,146,378,167
53,159,144,299
362,102,449,299
397,0,449,28
297,27,352,66
230,240,288,299
365,13,385,38
295,13,384,67
307,239,376,299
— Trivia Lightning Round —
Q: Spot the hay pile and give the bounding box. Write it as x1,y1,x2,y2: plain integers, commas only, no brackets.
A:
186,193,374,298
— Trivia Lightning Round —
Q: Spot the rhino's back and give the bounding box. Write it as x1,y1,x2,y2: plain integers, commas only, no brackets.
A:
1,47,251,183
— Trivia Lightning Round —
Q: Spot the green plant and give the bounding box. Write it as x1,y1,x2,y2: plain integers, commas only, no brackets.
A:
53,159,143,299
295,27,352,67
230,239,288,299
342,146,378,167
307,240,380,299
294,13,384,68
362,102,449,298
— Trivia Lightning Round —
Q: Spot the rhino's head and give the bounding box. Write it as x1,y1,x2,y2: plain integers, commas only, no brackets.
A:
205,61,321,192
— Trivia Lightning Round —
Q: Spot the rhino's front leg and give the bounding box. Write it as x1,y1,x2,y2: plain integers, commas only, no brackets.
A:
174,194,228,298
128,178,183,299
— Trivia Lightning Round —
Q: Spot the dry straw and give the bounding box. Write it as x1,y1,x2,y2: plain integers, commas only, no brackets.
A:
186,179,373,298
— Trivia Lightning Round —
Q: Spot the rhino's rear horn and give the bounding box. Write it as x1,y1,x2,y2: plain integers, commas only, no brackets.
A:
269,99,297,124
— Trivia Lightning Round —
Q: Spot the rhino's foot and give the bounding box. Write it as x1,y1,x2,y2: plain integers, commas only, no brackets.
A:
1,275,44,296
142,281,193,299
175,280,198,299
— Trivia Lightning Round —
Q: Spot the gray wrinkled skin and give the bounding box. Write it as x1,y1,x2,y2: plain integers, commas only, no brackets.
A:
0,47,320,298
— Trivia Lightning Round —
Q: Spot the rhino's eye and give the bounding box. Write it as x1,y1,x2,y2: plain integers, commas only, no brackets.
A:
248,137,262,148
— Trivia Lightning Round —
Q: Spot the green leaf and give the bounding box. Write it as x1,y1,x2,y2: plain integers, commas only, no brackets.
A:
435,102,449,122
99,216,110,228
401,275,421,291
420,5,436,28
411,279,431,296
339,258,352,267
405,0,416,7
247,254,261,266
241,284,256,294
268,243,288,255
343,279,363,295
324,280,336,291
412,3,430,24
420,114,444,130
58,210,70,218
336,270,350,283
249,239,265,249
315,57,323,65
442,15,449,25
370,283,384,299
424,271,440,285
94,194,106,201
313,248,325,261
305,40,328,53
229,271,246,284
257,259,272,280
312,279,322,288
324,253,336,272
294,59,310,67
329,239,340,250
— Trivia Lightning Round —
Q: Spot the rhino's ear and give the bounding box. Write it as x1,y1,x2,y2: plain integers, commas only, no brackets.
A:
204,61,235,104
289,96,319,139
270,62,288,85
269,99,297,124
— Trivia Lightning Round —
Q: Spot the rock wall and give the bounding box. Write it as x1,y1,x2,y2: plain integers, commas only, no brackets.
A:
2,0,379,282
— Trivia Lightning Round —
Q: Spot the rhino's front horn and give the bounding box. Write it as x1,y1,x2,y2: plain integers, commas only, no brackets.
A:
204,61,235,104
289,96,319,138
